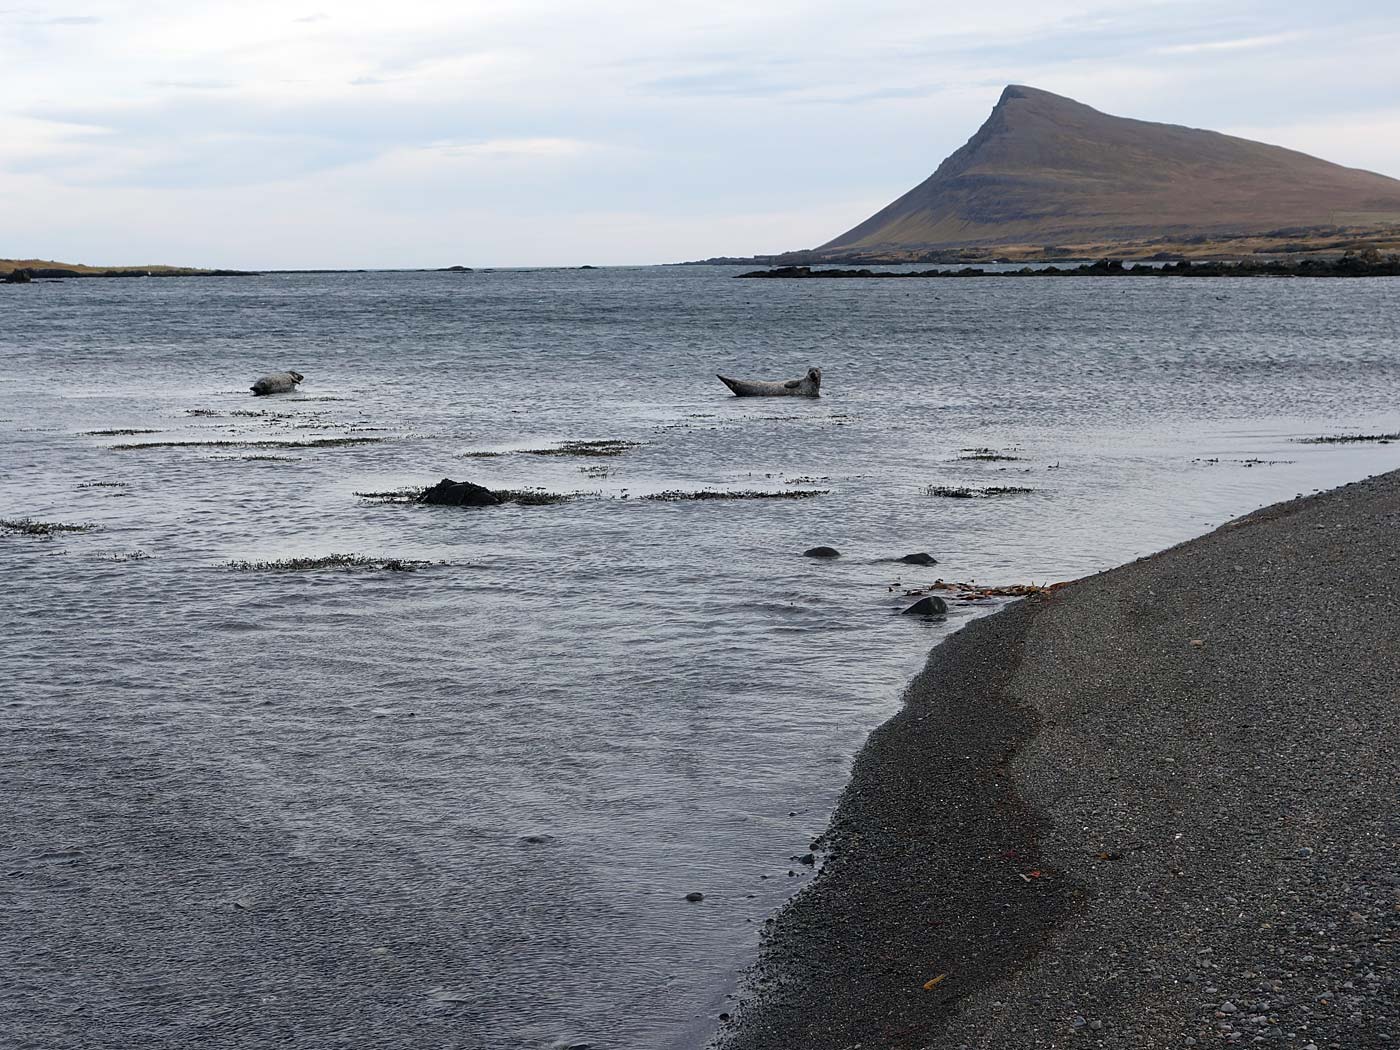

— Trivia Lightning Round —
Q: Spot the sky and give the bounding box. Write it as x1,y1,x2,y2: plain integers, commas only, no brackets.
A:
4,0,1400,268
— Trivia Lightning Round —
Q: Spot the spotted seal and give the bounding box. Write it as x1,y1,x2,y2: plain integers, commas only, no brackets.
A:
250,370,304,396
716,366,821,398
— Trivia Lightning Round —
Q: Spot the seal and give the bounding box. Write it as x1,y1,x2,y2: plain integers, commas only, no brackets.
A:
250,370,304,396
716,366,821,398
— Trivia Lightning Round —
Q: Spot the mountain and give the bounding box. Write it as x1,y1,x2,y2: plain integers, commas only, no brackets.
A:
817,86,1400,257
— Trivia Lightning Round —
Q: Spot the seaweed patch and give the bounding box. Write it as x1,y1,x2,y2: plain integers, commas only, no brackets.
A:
111,436,383,451
356,486,582,506
224,553,440,572
895,579,1063,602
493,488,583,506
1295,432,1400,445
2,517,100,536
641,489,829,502
1193,457,1295,466
83,428,160,437
521,439,641,458
957,448,1023,462
923,485,1035,498
356,487,426,503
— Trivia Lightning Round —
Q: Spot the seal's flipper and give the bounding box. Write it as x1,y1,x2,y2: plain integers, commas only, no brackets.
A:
717,374,745,395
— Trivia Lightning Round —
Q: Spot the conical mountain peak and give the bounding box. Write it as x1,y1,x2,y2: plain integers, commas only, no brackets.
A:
819,87,1400,254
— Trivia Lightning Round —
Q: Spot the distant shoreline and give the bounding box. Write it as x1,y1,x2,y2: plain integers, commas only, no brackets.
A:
738,254,1400,280
1,260,257,281
0,263,615,280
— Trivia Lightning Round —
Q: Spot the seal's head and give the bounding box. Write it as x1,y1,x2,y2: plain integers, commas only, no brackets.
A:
289,371,304,382
806,367,822,383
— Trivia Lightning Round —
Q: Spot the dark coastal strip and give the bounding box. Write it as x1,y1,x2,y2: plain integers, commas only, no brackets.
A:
3,267,255,282
738,255,1400,279
719,471,1400,1049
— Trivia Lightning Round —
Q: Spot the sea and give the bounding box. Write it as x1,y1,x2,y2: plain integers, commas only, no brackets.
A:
3,266,1399,1050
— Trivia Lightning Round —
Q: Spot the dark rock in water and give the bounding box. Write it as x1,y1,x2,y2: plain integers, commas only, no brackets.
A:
804,546,840,559
518,833,555,846
4,268,33,284
440,265,474,272
418,478,500,507
902,595,949,616
799,852,816,866
684,891,704,903
900,552,939,566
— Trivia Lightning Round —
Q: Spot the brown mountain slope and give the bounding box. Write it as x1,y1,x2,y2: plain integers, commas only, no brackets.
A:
821,85,1400,253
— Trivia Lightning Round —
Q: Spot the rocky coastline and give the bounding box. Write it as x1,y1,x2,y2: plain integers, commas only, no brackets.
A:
717,470,1400,1049
737,254,1400,280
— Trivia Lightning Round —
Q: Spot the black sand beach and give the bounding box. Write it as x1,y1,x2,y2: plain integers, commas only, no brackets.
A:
719,471,1400,1049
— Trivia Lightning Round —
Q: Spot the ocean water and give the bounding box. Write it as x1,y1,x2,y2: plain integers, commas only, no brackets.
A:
3,267,1399,1050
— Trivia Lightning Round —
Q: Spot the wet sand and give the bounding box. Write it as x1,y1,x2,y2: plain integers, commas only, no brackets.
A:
718,470,1400,1049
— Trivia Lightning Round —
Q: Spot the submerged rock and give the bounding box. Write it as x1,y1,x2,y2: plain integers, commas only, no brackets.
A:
250,370,304,396
684,891,704,903
804,546,840,558
899,552,939,566
902,595,949,616
418,478,500,507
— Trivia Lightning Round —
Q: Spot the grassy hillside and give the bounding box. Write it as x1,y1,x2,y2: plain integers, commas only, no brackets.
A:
1,258,242,277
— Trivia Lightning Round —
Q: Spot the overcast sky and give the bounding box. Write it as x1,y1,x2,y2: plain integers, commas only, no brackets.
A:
4,1,1400,268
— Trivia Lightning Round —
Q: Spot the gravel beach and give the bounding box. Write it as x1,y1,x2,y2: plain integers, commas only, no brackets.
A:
717,470,1400,1049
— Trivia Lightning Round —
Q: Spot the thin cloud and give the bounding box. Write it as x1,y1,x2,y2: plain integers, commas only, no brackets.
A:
149,79,234,91
424,137,598,159
1155,31,1309,55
